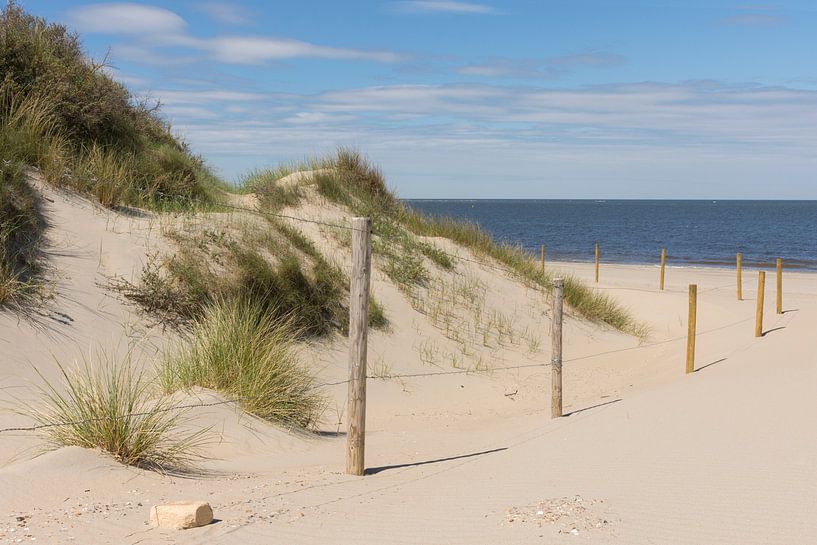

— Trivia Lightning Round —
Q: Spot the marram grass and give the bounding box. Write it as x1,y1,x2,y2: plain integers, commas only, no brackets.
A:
255,148,646,337
161,298,325,428
29,353,209,473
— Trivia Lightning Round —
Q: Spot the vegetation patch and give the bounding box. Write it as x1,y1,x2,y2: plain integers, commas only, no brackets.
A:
0,161,45,306
0,2,221,209
29,354,209,473
110,214,387,335
161,298,325,428
256,149,644,336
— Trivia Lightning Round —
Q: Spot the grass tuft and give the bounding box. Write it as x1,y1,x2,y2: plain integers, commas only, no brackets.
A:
29,353,209,473
161,298,325,428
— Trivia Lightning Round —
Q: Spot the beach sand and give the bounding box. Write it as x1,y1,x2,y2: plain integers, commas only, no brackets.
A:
1,182,815,544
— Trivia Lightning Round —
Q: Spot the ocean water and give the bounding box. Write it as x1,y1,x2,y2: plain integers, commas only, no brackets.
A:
404,200,817,270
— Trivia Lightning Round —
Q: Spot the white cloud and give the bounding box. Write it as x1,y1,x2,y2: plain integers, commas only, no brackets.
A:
458,52,625,79
131,79,817,196
69,3,186,35
70,4,402,66
154,81,817,162
144,89,269,106
161,105,220,120
391,1,494,14
203,36,402,64
298,82,817,155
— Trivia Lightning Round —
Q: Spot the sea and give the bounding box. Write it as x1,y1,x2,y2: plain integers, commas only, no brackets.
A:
404,200,817,271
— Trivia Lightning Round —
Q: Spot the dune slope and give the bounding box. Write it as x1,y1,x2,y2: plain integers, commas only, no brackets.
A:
1,175,815,544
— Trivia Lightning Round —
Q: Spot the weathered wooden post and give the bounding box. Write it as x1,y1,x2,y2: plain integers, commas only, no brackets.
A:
346,217,371,476
776,258,783,315
755,271,765,338
686,284,697,374
660,247,667,291
594,242,599,284
736,253,743,301
551,278,564,418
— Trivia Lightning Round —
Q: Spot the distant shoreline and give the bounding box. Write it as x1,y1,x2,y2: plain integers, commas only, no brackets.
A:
406,199,817,273
544,258,817,274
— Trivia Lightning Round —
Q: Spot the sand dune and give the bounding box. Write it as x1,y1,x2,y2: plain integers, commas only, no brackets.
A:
1,180,815,544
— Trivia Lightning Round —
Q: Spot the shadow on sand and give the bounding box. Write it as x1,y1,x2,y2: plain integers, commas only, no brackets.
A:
365,447,507,475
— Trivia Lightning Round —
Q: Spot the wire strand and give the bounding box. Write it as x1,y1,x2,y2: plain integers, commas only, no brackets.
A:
1,202,763,434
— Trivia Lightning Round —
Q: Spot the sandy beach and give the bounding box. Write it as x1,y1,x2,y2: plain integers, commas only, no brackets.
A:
2,183,815,544
2,2,816,544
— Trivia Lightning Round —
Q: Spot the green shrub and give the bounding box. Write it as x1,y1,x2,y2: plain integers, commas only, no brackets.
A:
161,298,325,428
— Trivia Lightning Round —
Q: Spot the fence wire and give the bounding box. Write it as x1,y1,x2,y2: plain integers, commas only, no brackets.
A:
0,202,766,434
0,362,554,434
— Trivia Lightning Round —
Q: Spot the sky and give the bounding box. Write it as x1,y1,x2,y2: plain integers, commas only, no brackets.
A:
19,0,817,198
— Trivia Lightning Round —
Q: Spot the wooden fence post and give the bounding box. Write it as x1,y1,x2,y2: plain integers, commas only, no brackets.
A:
776,258,783,315
346,217,372,476
686,284,697,374
551,278,564,418
594,242,599,284
736,253,743,301
660,247,667,291
755,271,765,338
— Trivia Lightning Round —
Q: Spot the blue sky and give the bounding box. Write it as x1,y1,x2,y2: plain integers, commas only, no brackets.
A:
20,0,817,198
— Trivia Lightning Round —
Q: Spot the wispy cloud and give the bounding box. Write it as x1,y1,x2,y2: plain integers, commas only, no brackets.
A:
458,52,625,79
146,80,817,156
195,2,252,25
154,89,269,104
201,36,402,64
390,1,494,14
68,3,401,65
141,79,817,196
308,81,817,143
722,8,785,27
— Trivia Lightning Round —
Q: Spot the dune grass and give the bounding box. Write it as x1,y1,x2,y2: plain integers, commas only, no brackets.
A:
161,298,325,428
0,160,45,307
29,354,209,473
0,3,223,210
115,234,347,336
111,211,387,335
399,210,647,337
250,149,644,336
